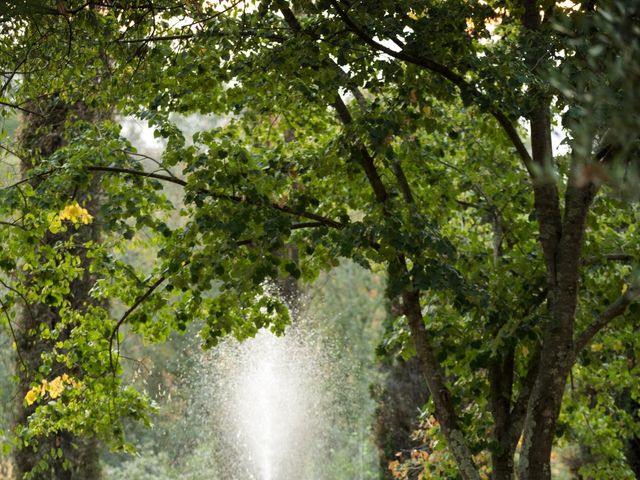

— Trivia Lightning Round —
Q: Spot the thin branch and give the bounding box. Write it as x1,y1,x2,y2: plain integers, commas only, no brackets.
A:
574,287,640,357
108,272,167,375
0,50,28,97
111,275,166,336
0,100,44,117
0,142,28,162
0,220,29,232
2,168,55,190
118,33,196,44
176,0,244,29
126,150,178,177
87,165,186,187
391,159,414,204
0,296,27,371
0,278,36,322
583,253,636,266
119,354,152,373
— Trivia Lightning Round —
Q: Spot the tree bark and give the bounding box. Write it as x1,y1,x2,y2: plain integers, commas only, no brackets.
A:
14,99,107,479
488,350,517,480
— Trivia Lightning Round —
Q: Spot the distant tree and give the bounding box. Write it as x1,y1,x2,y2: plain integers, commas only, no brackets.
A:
373,355,429,479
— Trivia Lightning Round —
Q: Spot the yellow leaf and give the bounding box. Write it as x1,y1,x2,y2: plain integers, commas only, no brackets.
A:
58,202,93,225
25,389,38,406
48,376,64,399
591,343,603,352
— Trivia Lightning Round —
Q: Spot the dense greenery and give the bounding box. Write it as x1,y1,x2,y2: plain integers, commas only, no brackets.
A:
0,1,639,479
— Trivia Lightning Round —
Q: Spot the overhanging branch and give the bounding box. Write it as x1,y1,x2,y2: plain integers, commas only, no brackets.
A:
86,166,345,229
106,217,327,371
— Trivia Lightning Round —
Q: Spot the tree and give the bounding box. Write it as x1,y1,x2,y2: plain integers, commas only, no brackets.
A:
1,1,639,479
1,6,160,476
12,100,110,479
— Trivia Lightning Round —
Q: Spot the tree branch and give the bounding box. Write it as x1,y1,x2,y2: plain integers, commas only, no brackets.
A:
0,278,36,323
118,33,196,44
86,166,345,229
87,165,186,187
0,100,44,116
574,286,640,357
403,290,481,480
331,95,390,204
583,253,636,266
391,159,415,204
108,272,167,376
2,168,56,190
0,220,30,232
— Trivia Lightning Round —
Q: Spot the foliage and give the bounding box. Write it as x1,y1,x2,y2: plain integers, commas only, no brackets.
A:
0,1,639,478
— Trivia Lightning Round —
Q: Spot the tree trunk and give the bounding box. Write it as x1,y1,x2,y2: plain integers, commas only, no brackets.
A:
515,1,576,462
518,170,595,479
488,351,517,480
14,99,107,479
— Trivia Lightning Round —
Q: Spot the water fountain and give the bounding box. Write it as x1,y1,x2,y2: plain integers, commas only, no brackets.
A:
227,328,327,479
196,320,341,480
